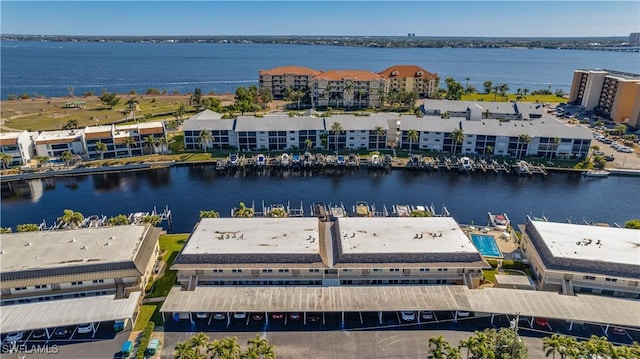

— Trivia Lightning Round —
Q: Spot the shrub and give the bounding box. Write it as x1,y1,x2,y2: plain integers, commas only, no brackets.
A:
501,260,529,271
135,322,155,359
487,259,499,268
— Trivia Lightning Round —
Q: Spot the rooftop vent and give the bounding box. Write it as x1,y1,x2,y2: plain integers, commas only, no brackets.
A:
25,242,32,246
81,245,88,250
70,238,76,242
109,236,115,240
1,250,4,254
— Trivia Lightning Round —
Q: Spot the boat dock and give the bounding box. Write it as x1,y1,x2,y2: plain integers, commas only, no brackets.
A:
36,205,173,232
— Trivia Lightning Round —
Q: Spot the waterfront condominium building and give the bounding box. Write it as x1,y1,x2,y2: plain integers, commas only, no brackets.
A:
378,65,439,98
34,129,85,159
0,130,37,166
310,70,386,109
0,224,161,335
519,219,640,299
258,66,322,99
83,122,167,160
182,110,236,151
569,69,640,127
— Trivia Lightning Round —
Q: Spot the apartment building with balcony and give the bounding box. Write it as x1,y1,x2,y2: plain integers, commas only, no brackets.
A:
311,70,386,109
569,69,640,127
421,99,545,121
325,114,397,151
183,110,236,151
258,66,321,99
83,122,167,160
378,65,439,98
234,114,326,151
519,219,640,299
0,225,161,334
399,113,592,159
34,129,85,159
0,130,37,166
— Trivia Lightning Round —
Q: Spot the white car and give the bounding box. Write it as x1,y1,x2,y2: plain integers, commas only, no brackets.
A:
76,323,93,334
420,311,434,320
456,310,471,318
400,311,416,321
195,312,208,319
233,312,247,319
4,331,24,343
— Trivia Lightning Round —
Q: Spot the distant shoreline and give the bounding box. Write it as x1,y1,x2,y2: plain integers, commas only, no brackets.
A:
1,34,634,50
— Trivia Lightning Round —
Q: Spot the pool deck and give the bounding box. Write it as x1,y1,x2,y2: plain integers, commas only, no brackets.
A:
463,226,520,258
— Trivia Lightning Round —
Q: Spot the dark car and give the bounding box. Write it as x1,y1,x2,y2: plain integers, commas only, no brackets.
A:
251,313,264,321
308,315,321,324
288,313,301,321
271,313,284,320
31,329,47,339
604,155,615,161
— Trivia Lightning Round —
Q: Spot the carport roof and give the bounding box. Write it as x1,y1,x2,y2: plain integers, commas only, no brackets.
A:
0,292,140,333
161,286,640,327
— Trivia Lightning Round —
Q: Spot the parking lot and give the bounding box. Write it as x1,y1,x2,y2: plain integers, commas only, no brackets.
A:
0,321,128,359
159,311,640,359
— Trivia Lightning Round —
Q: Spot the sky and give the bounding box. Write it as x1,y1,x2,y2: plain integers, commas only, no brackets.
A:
1,1,639,38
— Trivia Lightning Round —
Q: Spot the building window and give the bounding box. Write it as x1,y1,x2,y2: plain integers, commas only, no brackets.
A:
262,269,273,273
373,269,382,272
390,268,400,272
342,269,352,272
212,269,223,273
605,278,617,282
232,269,243,273
437,268,448,272
309,269,320,273
584,275,596,280
92,279,105,284
14,287,27,291
278,269,289,273
71,281,83,286
35,285,48,289
419,268,430,272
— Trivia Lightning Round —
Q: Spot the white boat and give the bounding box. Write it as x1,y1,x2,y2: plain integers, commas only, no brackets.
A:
488,212,510,230
354,201,371,217
459,156,472,171
227,153,240,167
255,154,267,167
279,153,290,167
336,155,347,166
370,154,382,167
583,170,609,177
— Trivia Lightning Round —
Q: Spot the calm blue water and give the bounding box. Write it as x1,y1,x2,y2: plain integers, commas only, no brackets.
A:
470,234,502,258
2,41,639,98
1,167,639,233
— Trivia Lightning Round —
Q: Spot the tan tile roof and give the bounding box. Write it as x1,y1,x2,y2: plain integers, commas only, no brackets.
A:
85,131,113,140
313,70,384,81
259,66,321,76
378,65,437,79
0,138,18,146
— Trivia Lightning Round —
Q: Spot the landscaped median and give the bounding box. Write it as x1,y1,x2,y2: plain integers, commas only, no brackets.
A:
146,233,188,298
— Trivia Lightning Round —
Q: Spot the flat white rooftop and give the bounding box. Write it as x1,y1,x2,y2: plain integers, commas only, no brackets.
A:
0,292,140,333
530,221,640,266
1,225,148,273
34,129,83,142
183,218,320,255
337,217,478,254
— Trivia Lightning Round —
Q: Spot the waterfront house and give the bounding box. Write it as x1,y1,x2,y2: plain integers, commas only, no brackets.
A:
0,130,37,166
34,129,85,159
83,122,167,160
378,65,439,98
0,224,161,335
520,218,640,299
183,110,236,151
326,114,396,151
569,69,640,127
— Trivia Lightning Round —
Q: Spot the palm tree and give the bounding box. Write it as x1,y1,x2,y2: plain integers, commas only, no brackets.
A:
543,334,562,359
590,145,600,158
356,88,367,109
406,129,419,155
498,83,510,101
122,137,136,158
189,332,210,356
614,124,627,136
60,150,73,166
330,122,344,154
246,334,276,359
233,202,255,218
304,138,313,150
157,136,169,154
485,145,494,158
550,137,560,161
450,129,465,156
198,130,213,153
0,153,12,169
144,135,158,155
94,141,108,160
441,111,451,119
517,134,531,159
322,84,333,108
522,88,529,99
141,214,161,225
492,84,500,101
126,97,139,122
374,125,386,152
175,103,187,122
58,209,84,229
34,155,50,167
465,77,471,99
427,335,449,359
344,81,355,109
458,337,476,359
208,337,242,359
199,210,220,218
174,341,193,359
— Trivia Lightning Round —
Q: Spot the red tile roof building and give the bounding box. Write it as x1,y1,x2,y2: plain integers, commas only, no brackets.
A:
311,70,386,109
259,66,321,99
378,65,439,98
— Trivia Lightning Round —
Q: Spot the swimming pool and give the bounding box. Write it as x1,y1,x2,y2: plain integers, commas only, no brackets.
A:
470,234,503,258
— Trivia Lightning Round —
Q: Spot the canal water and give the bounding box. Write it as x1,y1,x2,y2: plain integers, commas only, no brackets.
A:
1,165,638,233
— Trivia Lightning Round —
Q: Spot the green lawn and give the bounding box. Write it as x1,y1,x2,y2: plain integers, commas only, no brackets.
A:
465,93,565,103
147,234,188,298
134,304,159,331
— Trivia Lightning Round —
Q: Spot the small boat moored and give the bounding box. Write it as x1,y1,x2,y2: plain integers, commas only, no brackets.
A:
488,212,510,230
583,170,609,177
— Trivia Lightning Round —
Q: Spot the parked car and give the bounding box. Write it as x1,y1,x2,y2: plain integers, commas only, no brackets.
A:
612,327,628,336
456,311,471,318
76,323,93,334
604,155,615,161
400,311,416,321
31,329,47,339
53,327,71,338
213,313,226,320
195,312,208,319
233,312,247,320
4,331,24,342
288,313,301,321
251,313,264,321
271,313,284,320
535,317,549,327
308,315,321,324
420,311,434,320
